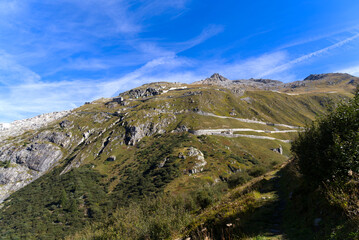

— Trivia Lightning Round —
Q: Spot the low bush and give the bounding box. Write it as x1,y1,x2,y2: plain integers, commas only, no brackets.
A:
195,187,215,209
248,166,268,177
0,160,11,168
292,89,359,185
227,171,252,188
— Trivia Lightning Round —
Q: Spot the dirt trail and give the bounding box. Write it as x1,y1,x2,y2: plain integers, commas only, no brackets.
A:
240,165,288,239
237,163,289,239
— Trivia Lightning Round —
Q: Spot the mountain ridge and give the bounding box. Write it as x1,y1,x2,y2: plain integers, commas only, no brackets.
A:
1,72,357,127
193,72,359,92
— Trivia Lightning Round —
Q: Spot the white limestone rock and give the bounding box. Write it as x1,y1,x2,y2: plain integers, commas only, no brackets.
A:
0,110,71,141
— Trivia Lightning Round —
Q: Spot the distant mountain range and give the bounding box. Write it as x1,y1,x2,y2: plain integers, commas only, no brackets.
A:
195,72,359,92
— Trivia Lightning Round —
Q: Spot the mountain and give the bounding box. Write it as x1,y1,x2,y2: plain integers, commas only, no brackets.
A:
193,73,232,85
0,73,357,239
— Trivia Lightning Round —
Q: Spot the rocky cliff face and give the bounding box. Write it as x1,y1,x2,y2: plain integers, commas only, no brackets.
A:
0,111,71,142
124,116,176,145
0,139,65,202
128,87,161,98
0,111,77,203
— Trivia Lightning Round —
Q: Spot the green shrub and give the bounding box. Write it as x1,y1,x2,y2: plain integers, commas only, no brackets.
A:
195,187,215,209
248,166,267,177
227,171,252,188
0,160,11,168
113,134,188,203
292,90,359,185
67,193,193,240
148,218,171,240
244,154,259,165
0,165,109,240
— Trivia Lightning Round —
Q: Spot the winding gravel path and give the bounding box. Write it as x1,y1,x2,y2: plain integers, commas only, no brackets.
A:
196,111,303,129
192,128,300,135
193,131,293,143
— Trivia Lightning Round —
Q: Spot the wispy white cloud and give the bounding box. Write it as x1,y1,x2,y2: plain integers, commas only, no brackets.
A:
57,0,190,35
259,32,359,77
0,81,97,122
0,0,194,75
100,55,198,96
0,55,200,122
219,52,288,79
338,65,359,76
66,58,112,71
177,24,225,52
277,25,359,50
0,51,41,85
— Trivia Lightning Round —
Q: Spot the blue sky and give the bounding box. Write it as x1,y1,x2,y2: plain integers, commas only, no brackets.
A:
1,0,359,122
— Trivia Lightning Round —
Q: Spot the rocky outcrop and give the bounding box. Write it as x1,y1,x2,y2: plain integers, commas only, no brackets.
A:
12,143,62,172
241,97,253,104
193,73,284,90
271,145,283,155
233,78,283,89
92,112,111,124
0,111,78,203
128,87,161,99
0,142,63,202
124,115,175,145
106,156,116,162
0,123,10,131
0,110,71,141
0,164,38,204
172,125,189,133
32,130,72,148
303,73,352,81
187,147,207,174
125,122,166,145
205,73,230,82
193,73,231,86
285,82,306,89
59,120,73,129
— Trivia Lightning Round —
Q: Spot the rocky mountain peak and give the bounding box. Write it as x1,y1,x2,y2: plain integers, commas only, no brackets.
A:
192,73,231,86
208,73,229,82
303,73,353,81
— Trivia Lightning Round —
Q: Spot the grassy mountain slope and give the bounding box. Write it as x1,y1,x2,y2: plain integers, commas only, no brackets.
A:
0,74,357,239
66,159,358,240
